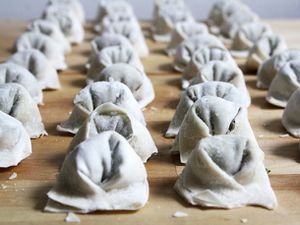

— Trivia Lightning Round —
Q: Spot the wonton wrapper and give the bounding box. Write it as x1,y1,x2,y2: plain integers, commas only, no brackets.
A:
166,21,208,56
245,34,288,71
7,49,60,90
48,0,85,24
282,88,300,137
152,2,194,43
266,60,300,108
101,20,149,58
257,49,300,89
190,61,251,106
174,135,277,209
165,81,248,138
57,81,145,134
231,22,272,58
182,46,236,88
171,96,255,164
87,46,144,84
173,34,225,72
0,83,47,138
43,4,84,44
28,19,71,54
45,131,149,213
95,0,134,28
14,32,67,70
94,63,155,108
0,63,43,104
68,103,157,162
87,33,133,69
0,111,32,168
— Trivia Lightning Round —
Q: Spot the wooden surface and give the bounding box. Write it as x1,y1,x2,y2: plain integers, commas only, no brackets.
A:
0,20,300,224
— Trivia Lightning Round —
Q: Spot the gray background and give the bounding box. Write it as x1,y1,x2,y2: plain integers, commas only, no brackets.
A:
0,0,299,21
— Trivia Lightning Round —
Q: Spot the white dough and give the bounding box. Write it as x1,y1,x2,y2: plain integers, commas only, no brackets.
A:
165,82,249,138
87,46,144,84
87,34,133,69
190,61,251,106
0,63,43,104
257,49,300,89
171,96,255,164
7,49,60,90
68,103,157,162
14,32,67,70
48,0,85,24
231,22,272,58
94,63,155,108
0,83,47,138
0,111,32,168
152,2,194,42
282,88,300,137
182,46,236,88
43,4,84,44
45,131,149,213
101,20,149,58
245,34,288,71
57,81,145,134
27,19,71,54
173,34,225,72
166,21,208,56
266,60,300,108
174,135,277,209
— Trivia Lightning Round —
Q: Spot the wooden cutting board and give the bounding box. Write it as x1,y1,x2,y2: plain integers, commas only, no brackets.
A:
0,20,300,225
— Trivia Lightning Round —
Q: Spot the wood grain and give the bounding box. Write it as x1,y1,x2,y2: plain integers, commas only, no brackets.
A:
0,20,300,224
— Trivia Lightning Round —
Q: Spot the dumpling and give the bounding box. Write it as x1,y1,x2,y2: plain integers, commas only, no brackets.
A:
27,19,71,54
45,131,149,213
0,83,47,138
95,0,134,28
87,46,144,84
165,81,248,138
93,64,154,108
173,34,225,72
257,49,300,89
245,34,288,71
14,32,67,70
68,103,157,162
174,135,277,209
43,4,84,44
282,88,300,137
218,9,258,40
266,60,300,108
0,111,32,168
171,96,254,164
48,0,85,24
87,34,133,69
0,63,43,104
101,21,149,58
182,46,236,88
7,49,60,90
207,0,239,29
190,61,251,106
166,21,208,56
231,22,272,57
152,3,194,42
57,81,145,134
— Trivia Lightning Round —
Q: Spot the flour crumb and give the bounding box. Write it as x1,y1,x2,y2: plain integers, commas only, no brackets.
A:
279,134,289,138
8,172,17,180
172,211,188,218
150,107,158,112
240,218,248,223
65,212,80,223
1,184,7,190
258,134,264,138
142,107,147,111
